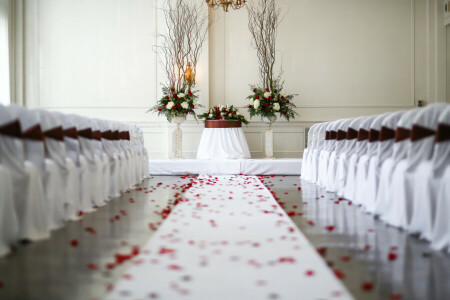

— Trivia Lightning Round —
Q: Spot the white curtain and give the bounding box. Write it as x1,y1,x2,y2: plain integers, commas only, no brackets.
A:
0,0,11,105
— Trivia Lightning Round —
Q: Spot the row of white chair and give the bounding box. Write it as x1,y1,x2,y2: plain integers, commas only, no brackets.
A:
0,104,149,257
301,103,450,252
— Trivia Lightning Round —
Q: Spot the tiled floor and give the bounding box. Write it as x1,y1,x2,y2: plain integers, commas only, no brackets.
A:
0,175,449,300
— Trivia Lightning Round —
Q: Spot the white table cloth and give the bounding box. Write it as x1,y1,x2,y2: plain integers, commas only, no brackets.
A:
197,128,251,160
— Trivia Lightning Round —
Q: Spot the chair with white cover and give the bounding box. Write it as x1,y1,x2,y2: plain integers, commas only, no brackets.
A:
431,105,450,251
30,109,79,228
361,112,392,213
380,108,421,228
90,119,111,203
406,103,449,240
317,121,336,187
326,118,352,193
0,165,16,256
335,117,366,197
352,115,379,205
0,105,46,243
373,111,407,217
309,123,328,184
301,123,320,181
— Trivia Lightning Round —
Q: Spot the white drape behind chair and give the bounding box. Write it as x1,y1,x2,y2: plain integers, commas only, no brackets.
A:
0,0,11,105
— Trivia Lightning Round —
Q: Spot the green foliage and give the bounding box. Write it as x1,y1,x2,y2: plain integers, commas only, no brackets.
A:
246,85,298,121
198,105,249,125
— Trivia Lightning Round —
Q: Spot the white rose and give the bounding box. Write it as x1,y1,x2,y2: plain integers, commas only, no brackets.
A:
177,93,185,98
208,113,213,118
210,108,213,113
220,105,225,110
280,92,285,98
193,99,196,104
166,101,174,109
253,100,260,109
181,102,189,109
273,103,280,111
221,112,226,116
236,111,241,116
264,92,271,99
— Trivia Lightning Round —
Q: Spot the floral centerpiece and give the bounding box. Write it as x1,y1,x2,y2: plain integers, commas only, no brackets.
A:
148,85,201,122
198,105,249,125
247,86,297,120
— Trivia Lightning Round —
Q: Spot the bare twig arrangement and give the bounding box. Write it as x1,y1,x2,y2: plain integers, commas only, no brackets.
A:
155,0,212,90
247,0,282,90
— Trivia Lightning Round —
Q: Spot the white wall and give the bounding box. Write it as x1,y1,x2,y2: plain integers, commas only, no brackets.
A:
19,0,447,158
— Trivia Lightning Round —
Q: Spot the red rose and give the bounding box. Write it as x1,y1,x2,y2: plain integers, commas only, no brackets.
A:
158,108,162,111
177,104,181,108
218,116,222,119
265,109,269,112
285,100,290,104
265,88,269,92
268,96,272,100
171,88,175,92
166,96,170,99
164,103,167,106
264,102,269,106
274,90,278,93
256,95,260,99
253,89,257,93
188,90,191,94
190,105,194,109
189,93,193,96
173,93,177,97
248,105,253,109
184,110,188,114
283,111,287,115
171,107,175,110
281,96,285,100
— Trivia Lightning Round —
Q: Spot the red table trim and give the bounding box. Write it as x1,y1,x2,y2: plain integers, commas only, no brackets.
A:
205,120,242,128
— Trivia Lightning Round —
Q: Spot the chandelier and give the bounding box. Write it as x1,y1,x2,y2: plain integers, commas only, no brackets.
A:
205,0,246,12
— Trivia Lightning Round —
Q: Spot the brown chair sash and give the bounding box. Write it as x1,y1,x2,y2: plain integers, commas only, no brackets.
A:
101,130,113,140
395,127,410,142
92,130,102,141
44,126,64,141
63,127,78,139
411,125,435,142
112,130,120,141
329,131,337,140
78,128,93,139
325,131,331,140
369,129,380,142
379,126,395,141
205,120,242,128
337,130,347,141
119,131,128,140
23,124,44,141
0,120,22,138
125,131,130,140
357,129,369,141
435,123,450,143
346,128,358,140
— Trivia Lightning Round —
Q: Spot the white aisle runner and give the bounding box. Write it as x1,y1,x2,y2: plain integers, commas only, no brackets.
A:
106,176,353,300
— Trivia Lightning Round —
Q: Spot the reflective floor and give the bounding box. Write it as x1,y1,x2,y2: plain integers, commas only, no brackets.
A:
0,175,449,300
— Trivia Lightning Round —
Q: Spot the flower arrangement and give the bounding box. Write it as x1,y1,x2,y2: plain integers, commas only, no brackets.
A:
148,86,202,122
198,105,249,125
247,86,297,120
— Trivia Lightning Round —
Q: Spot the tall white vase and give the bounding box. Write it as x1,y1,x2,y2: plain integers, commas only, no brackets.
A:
171,116,186,159
262,116,277,159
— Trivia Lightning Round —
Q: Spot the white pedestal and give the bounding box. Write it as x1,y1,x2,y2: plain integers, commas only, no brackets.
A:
172,125,183,159
265,129,274,159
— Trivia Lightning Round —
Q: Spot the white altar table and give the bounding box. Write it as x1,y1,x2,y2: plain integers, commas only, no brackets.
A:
196,120,251,159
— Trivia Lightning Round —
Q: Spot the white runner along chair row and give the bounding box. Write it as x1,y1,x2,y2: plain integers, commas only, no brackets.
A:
301,103,450,253
0,104,149,257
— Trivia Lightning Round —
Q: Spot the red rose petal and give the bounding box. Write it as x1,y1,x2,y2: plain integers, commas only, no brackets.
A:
168,264,182,271
390,294,403,300
388,252,397,261
87,263,98,270
334,269,345,279
305,270,315,276
340,256,351,262
326,225,335,232
70,239,78,247
362,282,375,291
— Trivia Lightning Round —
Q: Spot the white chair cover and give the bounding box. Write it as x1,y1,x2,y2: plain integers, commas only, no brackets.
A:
373,111,407,216
327,119,351,192
0,105,48,241
380,108,421,228
407,103,448,240
336,116,366,197
317,122,335,187
309,123,327,184
0,164,18,256
301,123,320,181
